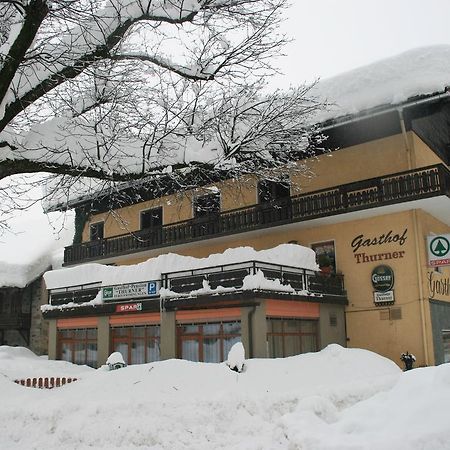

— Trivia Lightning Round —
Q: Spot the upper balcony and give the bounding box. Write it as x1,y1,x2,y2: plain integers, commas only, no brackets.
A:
63,164,450,266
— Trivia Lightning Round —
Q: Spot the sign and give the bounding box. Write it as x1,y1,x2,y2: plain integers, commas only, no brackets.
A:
427,235,450,267
371,265,394,292
351,229,408,264
115,303,143,313
374,290,395,304
102,281,158,301
428,269,450,300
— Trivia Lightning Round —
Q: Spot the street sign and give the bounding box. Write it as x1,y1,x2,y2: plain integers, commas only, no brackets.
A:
427,235,450,266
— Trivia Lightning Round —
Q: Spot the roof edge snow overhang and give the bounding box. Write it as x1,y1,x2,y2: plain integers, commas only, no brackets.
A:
46,90,450,214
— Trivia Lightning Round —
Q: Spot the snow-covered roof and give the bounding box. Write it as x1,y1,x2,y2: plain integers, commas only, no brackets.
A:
44,244,318,290
0,202,74,289
311,45,450,125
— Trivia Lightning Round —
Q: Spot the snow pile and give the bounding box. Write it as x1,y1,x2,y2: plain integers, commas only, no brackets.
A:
0,201,74,288
44,244,318,289
312,45,450,124
226,342,245,373
3,344,449,449
0,346,93,380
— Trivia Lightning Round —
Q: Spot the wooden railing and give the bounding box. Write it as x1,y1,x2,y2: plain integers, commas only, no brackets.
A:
64,164,450,265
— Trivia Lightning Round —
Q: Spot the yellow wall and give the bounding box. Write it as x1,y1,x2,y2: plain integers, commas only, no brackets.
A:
82,131,446,243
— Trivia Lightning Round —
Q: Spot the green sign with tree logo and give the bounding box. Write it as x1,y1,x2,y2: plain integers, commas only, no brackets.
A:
427,235,450,266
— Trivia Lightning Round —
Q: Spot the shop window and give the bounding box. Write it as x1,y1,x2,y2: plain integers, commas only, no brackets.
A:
267,318,318,358
140,207,163,230
90,222,104,241
442,331,450,363
58,328,98,368
177,321,241,363
193,192,221,218
112,325,160,365
258,179,290,204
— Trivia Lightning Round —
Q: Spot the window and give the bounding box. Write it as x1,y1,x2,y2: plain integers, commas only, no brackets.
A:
193,193,221,218
177,321,241,363
443,331,450,363
267,318,318,358
258,179,290,204
112,325,160,365
140,207,163,230
90,222,104,241
311,241,336,274
58,328,98,368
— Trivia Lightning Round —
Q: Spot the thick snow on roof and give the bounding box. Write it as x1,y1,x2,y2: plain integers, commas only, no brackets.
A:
312,45,450,124
2,344,450,449
44,244,318,290
0,202,74,288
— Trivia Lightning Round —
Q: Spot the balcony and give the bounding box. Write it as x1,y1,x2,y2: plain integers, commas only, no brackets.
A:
46,261,346,318
64,164,450,266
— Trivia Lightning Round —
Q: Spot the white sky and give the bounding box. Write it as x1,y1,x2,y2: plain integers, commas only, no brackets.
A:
271,0,450,87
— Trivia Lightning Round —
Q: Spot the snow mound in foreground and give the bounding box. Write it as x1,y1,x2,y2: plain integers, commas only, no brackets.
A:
1,345,449,449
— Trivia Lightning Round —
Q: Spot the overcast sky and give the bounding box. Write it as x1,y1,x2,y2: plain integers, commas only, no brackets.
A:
270,0,450,88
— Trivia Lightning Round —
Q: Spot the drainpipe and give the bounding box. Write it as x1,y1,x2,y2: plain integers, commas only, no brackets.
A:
398,108,414,170
412,210,430,365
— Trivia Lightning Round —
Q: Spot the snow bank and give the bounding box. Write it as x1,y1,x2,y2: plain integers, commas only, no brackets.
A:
44,244,318,289
4,344,445,449
0,346,93,380
312,45,450,124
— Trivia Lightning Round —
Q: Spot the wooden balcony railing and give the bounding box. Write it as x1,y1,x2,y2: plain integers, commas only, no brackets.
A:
64,164,450,265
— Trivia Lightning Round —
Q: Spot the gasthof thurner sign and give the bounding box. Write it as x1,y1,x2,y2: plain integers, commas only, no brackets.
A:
427,235,450,266
102,281,158,301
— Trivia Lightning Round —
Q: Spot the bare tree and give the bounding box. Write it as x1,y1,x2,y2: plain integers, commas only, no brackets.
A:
0,0,326,226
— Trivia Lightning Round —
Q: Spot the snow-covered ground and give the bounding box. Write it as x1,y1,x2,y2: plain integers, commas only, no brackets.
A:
1,344,449,449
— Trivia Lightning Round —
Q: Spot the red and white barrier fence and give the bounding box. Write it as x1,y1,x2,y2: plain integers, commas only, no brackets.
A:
14,377,78,389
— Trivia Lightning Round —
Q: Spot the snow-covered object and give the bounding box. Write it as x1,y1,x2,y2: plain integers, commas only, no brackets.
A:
106,352,126,370
311,45,450,124
0,346,93,380
44,244,318,289
226,342,245,373
242,270,296,293
0,199,74,288
10,344,450,449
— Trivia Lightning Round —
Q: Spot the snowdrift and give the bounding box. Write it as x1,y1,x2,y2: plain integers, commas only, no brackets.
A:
1,344,449,449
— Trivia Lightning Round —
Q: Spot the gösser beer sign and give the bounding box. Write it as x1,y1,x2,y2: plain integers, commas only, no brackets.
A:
371,265,395,304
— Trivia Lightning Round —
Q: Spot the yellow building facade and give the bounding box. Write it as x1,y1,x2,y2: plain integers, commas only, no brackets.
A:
44,91,450,368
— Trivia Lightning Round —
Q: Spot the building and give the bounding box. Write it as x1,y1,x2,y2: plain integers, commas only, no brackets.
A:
0,202,74,354
43,46,450,367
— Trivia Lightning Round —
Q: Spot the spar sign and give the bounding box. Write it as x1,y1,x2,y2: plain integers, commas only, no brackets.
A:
427,235,450,267
102,281,158,301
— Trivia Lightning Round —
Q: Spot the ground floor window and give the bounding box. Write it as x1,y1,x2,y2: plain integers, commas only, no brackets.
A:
177,321,241,363
442,331,450,363
58,328,98,368
267,318,318,358
112,325,160,365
